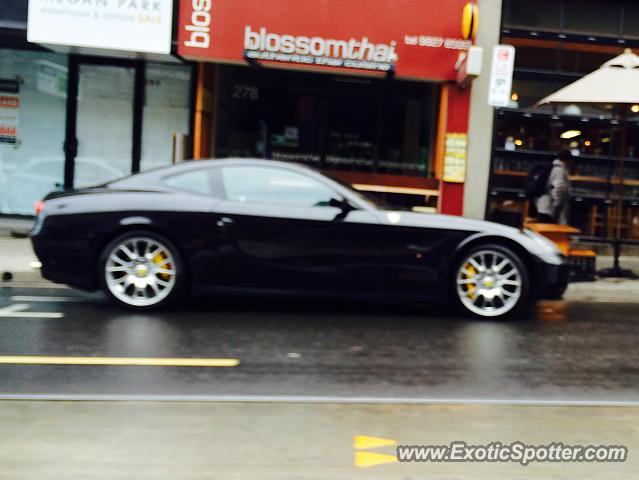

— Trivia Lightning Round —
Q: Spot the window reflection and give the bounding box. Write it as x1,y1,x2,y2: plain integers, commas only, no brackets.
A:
215,65,437,178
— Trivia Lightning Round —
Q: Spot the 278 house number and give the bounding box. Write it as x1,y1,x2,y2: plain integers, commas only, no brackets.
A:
232,85,259,100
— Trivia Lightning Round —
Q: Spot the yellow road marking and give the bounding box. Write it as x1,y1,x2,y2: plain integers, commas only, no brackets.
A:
0,356,240,367
353,435,398,450
355,451,398,468
354,435,399,468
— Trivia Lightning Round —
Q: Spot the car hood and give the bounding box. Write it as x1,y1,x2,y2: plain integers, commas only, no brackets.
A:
373,210,563,260
375,210,522,236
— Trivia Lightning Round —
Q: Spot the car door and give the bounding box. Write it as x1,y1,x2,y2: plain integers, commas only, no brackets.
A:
209,164,383,296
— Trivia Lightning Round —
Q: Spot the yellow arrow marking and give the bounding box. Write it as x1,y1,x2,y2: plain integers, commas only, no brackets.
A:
353,435,398,450
0,356,239,367
355,451,398,468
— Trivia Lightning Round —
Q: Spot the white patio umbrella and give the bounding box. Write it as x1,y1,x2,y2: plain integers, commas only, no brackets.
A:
538,49,639,277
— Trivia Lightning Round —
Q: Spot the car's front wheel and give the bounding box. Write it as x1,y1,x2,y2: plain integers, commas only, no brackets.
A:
453,244,528,318
100,231,183,310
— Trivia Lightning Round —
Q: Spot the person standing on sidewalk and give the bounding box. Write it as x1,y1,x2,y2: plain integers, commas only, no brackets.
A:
534,147,572,224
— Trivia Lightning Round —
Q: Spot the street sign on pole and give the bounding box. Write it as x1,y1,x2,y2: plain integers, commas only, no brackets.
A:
488,45,515,107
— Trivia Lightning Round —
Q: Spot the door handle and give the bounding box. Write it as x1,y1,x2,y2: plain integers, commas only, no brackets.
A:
216,216,235,228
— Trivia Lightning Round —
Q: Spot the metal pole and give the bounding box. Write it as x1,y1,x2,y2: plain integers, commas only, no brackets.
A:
614,107,627,273
599,106,636,278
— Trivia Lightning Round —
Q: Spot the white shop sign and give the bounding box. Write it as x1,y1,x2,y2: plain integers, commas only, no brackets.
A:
27,0,173,55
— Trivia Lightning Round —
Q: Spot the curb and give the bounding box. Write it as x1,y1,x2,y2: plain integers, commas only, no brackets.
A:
0,271,62,289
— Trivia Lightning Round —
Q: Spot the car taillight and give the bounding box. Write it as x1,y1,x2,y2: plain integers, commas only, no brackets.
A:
35,200,45,216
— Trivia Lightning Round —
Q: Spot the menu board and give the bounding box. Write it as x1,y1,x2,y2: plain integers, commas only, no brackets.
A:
443,133,467,183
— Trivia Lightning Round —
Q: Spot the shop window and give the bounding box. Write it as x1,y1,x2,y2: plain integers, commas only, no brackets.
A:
0,49,67,215
495,113,618,159
502,0,561,31
509,77,570,110
141,63,192,171
513,47,559,71
215,66,437,178
221,165,335,207
495,115,554,154
216,67,324,164
563,0,621,36
325,96,378,172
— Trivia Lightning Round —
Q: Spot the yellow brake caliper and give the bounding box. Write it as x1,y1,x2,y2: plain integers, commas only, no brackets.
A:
153,252,172,281
463,263,477,299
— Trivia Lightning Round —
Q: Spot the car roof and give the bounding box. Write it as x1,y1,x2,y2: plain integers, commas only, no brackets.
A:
174,158,317,172
107,158,327,190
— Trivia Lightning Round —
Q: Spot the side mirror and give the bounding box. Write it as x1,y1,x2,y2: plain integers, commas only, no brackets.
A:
328,197,355,220
328,197,353,211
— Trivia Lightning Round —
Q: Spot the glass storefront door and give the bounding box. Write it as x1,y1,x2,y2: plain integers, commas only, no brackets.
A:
64,57,192,191
0,50,192,217
75,63,134,187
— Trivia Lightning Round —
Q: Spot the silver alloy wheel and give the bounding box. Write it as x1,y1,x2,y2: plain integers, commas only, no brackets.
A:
104,236,177,307
456,249,522,317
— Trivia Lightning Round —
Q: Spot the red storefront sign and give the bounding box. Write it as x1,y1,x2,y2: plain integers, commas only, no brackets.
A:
178,0,471,81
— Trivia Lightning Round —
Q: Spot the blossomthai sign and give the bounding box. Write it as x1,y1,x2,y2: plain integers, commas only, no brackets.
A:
178,0,471,81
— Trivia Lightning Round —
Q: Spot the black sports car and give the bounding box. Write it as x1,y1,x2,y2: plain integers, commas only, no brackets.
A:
31,159,568,318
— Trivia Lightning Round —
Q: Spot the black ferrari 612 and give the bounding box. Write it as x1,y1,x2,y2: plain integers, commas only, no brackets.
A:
31,159,568,318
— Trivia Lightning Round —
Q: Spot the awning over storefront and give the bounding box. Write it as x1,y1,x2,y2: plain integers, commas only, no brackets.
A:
177,0,472,82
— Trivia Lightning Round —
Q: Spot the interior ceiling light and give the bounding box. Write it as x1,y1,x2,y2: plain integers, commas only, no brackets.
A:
560,130,582,139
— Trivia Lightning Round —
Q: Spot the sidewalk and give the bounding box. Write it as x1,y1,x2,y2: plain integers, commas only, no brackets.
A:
0,216,33,238
0,401,636,480
2,236,639,302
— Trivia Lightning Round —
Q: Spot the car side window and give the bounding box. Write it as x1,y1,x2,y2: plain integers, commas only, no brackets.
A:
163,169,213,196
221,165,335,208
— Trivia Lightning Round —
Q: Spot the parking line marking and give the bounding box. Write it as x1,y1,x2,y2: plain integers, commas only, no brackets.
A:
0,304,63,319
0,304,28,314
0,356,240,367
10,296,79,303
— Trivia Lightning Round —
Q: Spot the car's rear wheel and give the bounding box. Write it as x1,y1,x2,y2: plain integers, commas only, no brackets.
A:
453,244,528,318
100,231,183,310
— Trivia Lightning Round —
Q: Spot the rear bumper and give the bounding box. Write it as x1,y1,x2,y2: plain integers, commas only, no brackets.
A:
31,232,98,291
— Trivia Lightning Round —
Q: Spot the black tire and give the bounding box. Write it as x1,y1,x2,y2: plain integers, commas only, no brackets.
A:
99,230,185,310
451,243,529,319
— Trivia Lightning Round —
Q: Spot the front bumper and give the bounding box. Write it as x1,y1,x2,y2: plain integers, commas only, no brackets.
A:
532,258,570,300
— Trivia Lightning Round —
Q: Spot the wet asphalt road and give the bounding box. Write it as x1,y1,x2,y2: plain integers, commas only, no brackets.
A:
0,285,638,402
